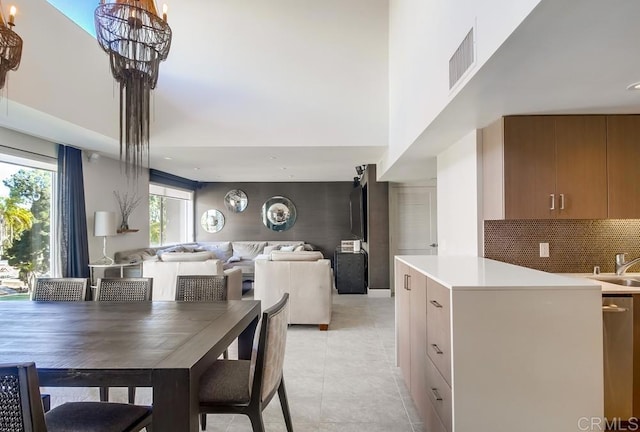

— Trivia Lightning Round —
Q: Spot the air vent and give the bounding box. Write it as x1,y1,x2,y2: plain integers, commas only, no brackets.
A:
449,28,475,89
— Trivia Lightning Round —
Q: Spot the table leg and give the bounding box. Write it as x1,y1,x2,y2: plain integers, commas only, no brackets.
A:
238,316,259,360
152,369,199,432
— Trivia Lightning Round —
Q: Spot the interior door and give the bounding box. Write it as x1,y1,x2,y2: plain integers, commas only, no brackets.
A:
392,186,437,256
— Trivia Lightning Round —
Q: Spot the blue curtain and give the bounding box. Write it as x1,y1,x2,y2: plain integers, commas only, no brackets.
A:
57,145,90,278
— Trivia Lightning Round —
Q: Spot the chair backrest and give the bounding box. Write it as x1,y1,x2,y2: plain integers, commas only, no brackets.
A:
175,275,228,301
249,293,289,404
32,278,88,302
95,278,153,301
0,362,46,432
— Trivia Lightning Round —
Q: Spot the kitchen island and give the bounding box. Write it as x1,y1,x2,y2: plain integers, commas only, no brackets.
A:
396,256,603,432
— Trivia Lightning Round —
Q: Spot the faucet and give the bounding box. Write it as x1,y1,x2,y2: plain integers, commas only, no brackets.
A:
615,253,640,275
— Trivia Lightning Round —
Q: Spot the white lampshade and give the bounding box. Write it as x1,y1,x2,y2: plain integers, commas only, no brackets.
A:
94,211,117,237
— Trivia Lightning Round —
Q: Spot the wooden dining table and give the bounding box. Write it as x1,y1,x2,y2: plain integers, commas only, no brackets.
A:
0,299,261,432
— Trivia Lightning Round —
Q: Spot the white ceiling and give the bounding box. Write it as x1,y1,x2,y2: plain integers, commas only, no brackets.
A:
5,0,640,183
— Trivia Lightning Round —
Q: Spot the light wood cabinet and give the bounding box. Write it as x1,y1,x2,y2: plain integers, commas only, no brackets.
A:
607,115,640,218
395,261,430,422
503,115,607,219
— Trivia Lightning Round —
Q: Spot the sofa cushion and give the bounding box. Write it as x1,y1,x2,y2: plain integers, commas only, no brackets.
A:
198,242,233,261
271,251,324,261
280,245,296,252
161,251,213,262
263,245,280,255
232,242,267,260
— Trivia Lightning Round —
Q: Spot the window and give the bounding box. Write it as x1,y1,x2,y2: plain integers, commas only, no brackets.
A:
149,184,194,246
0,159,56,301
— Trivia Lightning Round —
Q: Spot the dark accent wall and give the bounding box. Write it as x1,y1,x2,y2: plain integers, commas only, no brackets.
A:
195,182,354,258
361,165,390,289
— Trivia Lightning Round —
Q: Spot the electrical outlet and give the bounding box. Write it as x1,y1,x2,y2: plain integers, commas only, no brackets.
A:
539,242,550,258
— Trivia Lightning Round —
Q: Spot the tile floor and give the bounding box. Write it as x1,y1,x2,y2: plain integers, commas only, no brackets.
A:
43,292,424,432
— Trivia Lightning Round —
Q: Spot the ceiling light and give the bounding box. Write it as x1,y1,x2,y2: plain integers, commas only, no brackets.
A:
627,82,640,91
164,156,172,160
0,3,23,91
95,0,172,177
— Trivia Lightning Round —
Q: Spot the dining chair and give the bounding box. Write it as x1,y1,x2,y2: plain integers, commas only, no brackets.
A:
95,277,153,404
198,293,293,432
175,274,230,359
0,362,152,432
95,277,153,302
32,278,88,301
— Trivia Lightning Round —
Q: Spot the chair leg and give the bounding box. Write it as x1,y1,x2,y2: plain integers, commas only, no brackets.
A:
128,386,136,404
247,409,266,432
200,413,207,431
99,386,109,402
278,379,294,432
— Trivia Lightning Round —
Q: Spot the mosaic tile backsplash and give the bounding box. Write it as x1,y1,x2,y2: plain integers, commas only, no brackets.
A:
484,219,640,273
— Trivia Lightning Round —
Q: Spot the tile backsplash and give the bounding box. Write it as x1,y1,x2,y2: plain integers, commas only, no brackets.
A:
484,219,640,273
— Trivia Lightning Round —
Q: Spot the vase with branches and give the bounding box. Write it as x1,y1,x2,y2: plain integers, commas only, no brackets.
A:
114,191,142,232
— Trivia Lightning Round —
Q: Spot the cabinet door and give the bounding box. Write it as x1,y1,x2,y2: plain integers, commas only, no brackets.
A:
395,261,412,388
555,115,607,219
607,115,640,218
409,268,429,423
504,116,557,219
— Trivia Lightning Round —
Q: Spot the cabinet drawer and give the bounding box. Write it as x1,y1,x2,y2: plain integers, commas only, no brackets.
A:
426,356,452,432
424,396,448,432
426,278,452,385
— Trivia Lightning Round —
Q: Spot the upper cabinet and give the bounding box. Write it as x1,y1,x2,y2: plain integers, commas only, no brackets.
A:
607,115,640,218
485,115,613,220
504,115,607,219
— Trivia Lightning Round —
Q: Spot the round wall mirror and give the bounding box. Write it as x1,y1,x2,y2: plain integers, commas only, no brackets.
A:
261,196,297,231
224,189,248,213
201,209,225,233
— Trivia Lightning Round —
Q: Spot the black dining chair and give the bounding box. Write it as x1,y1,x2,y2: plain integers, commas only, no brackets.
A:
32,278,88,301
198,293,293,432
0,362,152,432
95,277,153,404
175,275,229,359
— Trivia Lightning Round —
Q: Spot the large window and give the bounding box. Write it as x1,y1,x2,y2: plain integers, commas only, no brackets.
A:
149,184,194,246
0,160,55,301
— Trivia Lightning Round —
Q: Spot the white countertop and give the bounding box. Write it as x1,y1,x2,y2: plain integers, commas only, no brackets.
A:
396,256,598,291
562,272,640,294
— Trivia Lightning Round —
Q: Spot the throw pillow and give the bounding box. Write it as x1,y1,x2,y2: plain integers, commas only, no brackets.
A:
232,242,267,259
263,245,280,255
280,245,295,252
198,242,233,261
160,251,213,262
226,255,241,263
293,245,305,252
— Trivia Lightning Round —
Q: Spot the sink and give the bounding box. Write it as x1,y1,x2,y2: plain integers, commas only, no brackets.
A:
593,276,640,287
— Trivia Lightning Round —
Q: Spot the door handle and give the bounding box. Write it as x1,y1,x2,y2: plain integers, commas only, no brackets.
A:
431,388,443,401
560,193,565,210
429,243,438,247
602,305,629,313
429,300,443,308
431,344,443,354
550,194,555,210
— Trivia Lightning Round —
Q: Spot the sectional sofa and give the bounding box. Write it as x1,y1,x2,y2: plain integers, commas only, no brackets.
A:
113,240,315,300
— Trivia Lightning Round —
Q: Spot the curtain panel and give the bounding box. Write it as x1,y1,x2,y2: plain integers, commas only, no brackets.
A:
57,145,90,279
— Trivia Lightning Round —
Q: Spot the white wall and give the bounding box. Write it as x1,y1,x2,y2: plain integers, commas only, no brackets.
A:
387,0,541,165
436,130,481,256
82,155,149,263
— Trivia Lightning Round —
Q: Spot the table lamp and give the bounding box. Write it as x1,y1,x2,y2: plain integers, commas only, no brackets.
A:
93,211,117,265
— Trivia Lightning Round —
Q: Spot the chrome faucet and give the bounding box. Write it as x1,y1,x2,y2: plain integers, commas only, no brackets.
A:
615,253,640,275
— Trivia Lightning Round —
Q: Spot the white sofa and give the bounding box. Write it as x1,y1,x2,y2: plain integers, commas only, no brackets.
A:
142,259,242,301
254,251,333,330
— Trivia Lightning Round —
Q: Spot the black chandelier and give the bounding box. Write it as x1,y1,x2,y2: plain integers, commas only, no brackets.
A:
0,2,22,91
95,0,172,175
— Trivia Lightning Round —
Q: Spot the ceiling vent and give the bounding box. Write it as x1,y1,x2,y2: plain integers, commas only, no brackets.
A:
449,28,475,89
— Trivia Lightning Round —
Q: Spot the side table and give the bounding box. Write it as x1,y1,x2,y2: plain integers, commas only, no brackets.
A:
334,248,367,294
88,262,142,298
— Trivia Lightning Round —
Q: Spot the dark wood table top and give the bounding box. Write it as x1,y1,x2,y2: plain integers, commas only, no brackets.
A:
0,300,261,387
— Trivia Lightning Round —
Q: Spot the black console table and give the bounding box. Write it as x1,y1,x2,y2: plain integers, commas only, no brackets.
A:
334,248,367,294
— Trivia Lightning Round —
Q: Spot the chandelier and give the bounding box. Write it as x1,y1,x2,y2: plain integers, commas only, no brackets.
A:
0,2,22,91
95,0,172,175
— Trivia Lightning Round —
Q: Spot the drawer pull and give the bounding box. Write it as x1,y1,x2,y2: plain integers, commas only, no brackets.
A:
431,344,443,355
429,299,443,308
550,193,555,210
431,388,443,401
406,274,411,291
